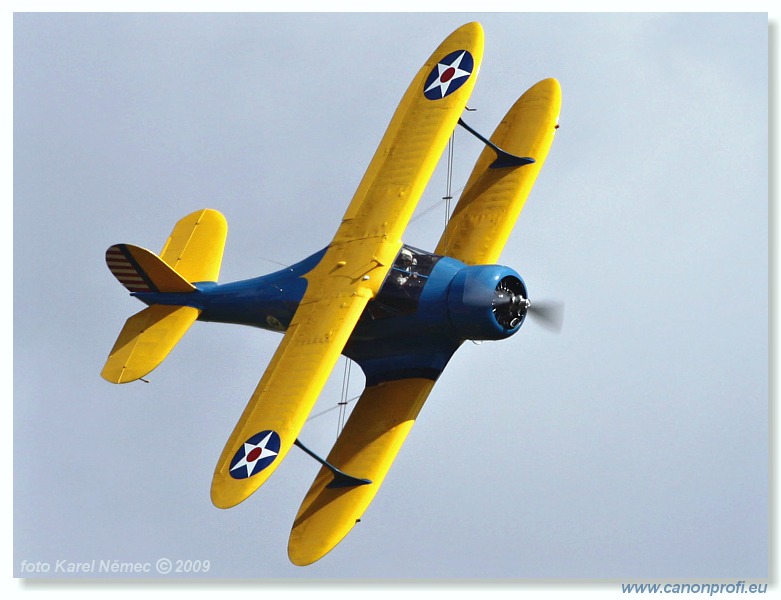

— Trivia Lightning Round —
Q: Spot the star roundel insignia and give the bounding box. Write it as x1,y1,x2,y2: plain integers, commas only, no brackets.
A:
229,430,281,479
423,50,474,100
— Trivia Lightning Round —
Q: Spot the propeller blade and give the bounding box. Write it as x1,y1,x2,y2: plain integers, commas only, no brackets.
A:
528,300,564,333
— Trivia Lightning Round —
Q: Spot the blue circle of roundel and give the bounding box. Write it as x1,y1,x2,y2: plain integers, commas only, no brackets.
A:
229,430,281,479
423,50,474,100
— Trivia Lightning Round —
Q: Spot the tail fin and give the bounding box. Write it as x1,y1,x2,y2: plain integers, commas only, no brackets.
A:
101,209,228,383
159,208,227,283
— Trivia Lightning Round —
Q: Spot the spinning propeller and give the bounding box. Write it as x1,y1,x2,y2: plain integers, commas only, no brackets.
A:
493,276,564,333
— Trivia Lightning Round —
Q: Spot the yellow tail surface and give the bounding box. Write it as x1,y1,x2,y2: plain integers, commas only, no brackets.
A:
101,305,200,383
101,209,227,384
160,209,227,283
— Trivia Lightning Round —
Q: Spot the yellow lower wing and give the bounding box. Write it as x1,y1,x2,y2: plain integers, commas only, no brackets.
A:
435,78,562,265
288,378,435,566
210,22,484,509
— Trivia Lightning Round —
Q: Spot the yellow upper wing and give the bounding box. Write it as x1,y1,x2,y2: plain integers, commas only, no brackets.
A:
435,78,561,265
210,22,484,509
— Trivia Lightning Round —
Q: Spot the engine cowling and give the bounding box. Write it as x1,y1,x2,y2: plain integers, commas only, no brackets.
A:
447,265,529,341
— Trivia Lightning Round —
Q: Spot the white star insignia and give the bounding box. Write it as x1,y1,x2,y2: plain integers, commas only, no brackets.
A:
424,51,471,98
230,431,279,478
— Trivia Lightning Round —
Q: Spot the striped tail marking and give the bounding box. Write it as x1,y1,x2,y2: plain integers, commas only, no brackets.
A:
106,245,158,293
105,243,196,293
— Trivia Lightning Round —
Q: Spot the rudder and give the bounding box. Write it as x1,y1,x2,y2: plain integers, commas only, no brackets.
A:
106,244,196,294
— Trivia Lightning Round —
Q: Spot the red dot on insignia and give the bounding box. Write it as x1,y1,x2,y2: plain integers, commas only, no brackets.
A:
247,448,262,462
440,67,456,83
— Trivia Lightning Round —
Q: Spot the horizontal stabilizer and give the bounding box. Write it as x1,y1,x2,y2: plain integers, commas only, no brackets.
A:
101,305,200,384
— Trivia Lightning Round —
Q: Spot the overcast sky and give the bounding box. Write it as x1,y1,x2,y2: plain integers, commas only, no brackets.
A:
12,11,769,583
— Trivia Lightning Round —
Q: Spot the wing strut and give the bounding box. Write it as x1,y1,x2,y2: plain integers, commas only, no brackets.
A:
458,117,536,169
293,439,372,489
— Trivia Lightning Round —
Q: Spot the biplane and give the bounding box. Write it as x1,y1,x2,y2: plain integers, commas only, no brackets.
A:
101,22,561,565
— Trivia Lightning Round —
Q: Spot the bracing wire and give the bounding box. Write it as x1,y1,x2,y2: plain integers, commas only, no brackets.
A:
336,358,352,437
258,256,290,268
443,129,456,247
405,133,462,232
409,193,461,224
306,393,361,422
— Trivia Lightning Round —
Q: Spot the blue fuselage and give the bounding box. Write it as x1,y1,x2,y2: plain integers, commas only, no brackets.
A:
133,245,527,385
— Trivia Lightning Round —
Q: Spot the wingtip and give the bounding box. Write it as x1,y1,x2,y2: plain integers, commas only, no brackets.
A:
440,21,484,57
528,77,562,98
459,21,485,47
287,546,319,567
459,21,484,35
287,529,339,567
210,486,239,510
518,77,562,122
209,466,264,509
209,474,262,509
